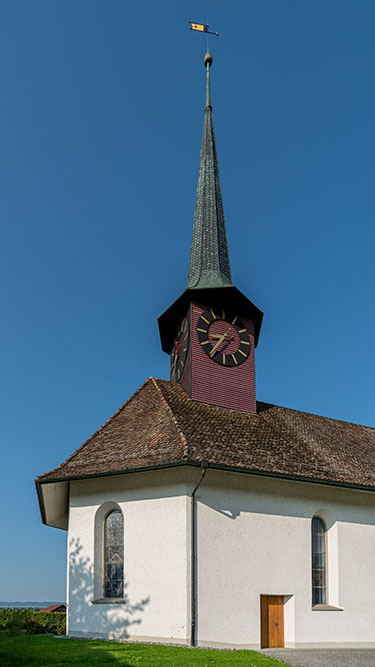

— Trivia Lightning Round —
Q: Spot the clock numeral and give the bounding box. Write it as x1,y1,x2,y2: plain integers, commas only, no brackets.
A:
231,354,238,365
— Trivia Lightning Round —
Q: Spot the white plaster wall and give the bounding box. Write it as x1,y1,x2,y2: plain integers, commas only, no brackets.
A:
67,468,191,642
66,465,375,648
196,470,375,648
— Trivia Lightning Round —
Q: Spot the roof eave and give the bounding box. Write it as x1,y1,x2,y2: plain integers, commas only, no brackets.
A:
35,478,70,530
36,459,375,499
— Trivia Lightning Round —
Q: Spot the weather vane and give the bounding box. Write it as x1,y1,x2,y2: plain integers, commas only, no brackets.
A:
189,22,219,53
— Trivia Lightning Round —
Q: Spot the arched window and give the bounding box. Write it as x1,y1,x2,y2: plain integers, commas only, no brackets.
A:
312,516,327,605
104,509,124,599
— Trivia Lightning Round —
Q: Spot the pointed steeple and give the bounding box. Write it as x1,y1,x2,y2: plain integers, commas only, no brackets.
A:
158,51,263,359
186,53,233,290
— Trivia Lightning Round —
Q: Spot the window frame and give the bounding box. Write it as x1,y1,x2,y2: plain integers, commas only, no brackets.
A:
311,515,328,607
103,508,124,600
93,502,126,603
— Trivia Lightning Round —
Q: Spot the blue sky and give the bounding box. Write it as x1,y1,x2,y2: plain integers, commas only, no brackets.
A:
1,1,374,602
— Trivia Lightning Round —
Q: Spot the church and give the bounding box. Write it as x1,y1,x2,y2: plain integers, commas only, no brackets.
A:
36,51,375,650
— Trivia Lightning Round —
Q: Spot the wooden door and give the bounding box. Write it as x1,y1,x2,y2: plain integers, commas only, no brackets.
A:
260,595,284,648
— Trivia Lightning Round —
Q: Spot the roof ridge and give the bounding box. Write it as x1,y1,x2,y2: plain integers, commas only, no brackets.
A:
151,378,190,459
37,378,155,480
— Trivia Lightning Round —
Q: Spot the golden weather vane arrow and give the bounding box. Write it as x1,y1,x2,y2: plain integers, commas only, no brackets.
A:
188,21,219,53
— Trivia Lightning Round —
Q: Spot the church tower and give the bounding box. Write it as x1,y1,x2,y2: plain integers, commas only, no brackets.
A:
158,53,263,413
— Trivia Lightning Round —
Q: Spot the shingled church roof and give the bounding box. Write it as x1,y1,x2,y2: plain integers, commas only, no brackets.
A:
37,377,375,492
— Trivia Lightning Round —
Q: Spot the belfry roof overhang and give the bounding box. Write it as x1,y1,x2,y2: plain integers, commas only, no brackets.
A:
158,286,263,354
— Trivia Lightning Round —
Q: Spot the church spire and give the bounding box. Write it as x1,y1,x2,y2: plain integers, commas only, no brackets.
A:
186,52,233,290
158,48,263,366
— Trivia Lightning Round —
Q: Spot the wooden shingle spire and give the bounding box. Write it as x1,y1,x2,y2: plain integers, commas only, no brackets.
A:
186,53,233,290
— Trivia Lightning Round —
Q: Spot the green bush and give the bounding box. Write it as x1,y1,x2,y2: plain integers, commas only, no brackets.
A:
0,608,66,635
0,609,29,634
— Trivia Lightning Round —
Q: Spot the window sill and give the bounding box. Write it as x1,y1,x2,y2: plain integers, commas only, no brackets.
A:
91,598,126,605
312,604,344,611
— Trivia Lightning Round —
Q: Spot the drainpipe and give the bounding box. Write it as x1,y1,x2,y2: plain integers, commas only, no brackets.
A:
191,462,207,647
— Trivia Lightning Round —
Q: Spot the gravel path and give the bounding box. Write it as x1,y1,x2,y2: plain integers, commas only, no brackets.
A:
262,649,375,667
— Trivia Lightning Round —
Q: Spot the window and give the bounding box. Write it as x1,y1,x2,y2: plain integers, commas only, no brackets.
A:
104,509,124,599
312,516,327,605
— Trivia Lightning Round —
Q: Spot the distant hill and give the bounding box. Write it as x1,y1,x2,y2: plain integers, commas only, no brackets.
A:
0,601,64,609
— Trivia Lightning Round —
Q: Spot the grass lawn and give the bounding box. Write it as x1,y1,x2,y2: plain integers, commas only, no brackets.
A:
0,633,291,666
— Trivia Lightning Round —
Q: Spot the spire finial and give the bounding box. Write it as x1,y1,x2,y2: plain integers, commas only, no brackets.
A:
204,52,212,108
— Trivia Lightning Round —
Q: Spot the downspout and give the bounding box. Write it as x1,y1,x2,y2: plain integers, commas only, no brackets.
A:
191,462,207,647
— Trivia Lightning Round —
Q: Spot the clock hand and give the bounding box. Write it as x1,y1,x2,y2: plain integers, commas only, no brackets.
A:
210,333,234,339
220,337,233,350
210,328,231,356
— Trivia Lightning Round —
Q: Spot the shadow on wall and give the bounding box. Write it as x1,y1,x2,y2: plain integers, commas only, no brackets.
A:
69,538,150,640
200,470,375,525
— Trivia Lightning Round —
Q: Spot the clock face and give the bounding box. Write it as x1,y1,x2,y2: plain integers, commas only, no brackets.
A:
196,309,250,367
170,318,190,382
